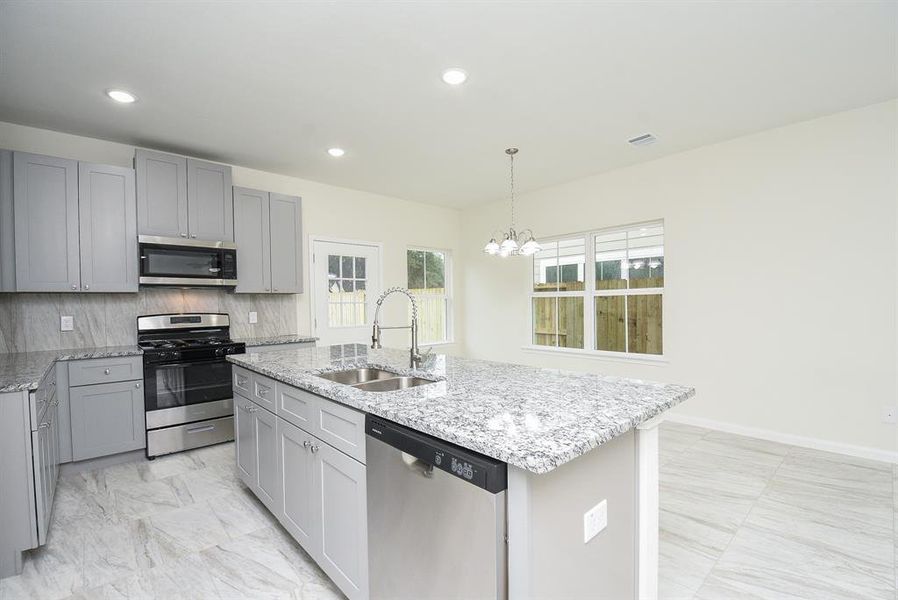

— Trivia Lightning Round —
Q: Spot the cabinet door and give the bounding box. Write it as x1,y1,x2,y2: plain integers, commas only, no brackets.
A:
135,149,188,239
268,193,302,293
186,158,233,241
277,419,316,550
69,381,145,461
13,152,80,291
253,405,281,514
235,400,256,488
78,163,138,292
316,442,368,600
232,187,271,293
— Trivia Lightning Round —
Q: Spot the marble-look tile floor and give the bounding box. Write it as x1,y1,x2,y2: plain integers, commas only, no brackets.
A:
0,442,345,600
1,423,895,599
659,422,897,600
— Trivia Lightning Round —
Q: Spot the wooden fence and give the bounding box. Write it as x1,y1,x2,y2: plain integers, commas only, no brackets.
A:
328,287,446,343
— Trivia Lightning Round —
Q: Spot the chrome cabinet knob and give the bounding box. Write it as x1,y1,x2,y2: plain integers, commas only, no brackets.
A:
104,369,111,375
191,234,197,238
84,284,89,290
135,383,141,389
273,288,278,292
310,444,319,454
71,284,77,290
303,440,311,449
180,233,187,238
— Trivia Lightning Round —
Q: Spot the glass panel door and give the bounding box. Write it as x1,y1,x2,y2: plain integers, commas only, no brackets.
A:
313,240,382,345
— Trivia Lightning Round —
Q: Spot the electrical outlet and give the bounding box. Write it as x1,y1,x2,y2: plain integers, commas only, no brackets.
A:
883,406,897,425
583,499,607,543
60,315,74,332
248,311,258,324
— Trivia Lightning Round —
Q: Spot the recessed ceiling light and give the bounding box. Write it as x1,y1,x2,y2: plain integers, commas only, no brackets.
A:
327,148,345,158
106,89,137,104
441,68,468,85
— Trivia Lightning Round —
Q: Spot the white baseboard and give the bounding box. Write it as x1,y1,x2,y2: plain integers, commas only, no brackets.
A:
664,413,898,465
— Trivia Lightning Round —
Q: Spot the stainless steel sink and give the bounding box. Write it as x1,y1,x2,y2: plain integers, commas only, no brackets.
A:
352,377,436,393
316,367,399,385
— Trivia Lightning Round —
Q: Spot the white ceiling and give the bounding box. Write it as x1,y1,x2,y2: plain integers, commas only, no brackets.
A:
0,1,895,209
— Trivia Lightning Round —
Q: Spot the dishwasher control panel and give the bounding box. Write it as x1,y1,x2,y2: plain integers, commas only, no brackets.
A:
367,415,507,493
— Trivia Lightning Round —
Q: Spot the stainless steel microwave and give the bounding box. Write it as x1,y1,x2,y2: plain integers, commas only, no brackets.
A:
138,236,238,287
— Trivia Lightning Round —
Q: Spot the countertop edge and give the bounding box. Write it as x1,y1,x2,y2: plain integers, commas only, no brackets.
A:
0,346,144,394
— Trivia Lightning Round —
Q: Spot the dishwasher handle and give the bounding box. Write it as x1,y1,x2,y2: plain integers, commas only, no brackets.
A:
366,415,507,493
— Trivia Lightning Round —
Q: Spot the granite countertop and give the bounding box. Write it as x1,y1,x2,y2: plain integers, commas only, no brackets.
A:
230,344,695,474
0,345,143,393
234,334,318,347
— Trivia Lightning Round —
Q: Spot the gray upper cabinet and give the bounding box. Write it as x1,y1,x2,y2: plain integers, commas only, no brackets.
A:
233,187,302,294
233,187,271,293
78,163,138,292
187,158,233,242
13,152,81,292
0,150,14,291
269,193,303,293
135,149,188,239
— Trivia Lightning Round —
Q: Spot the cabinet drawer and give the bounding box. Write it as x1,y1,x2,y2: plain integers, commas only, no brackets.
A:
251,372,277,413
314,397,366,464
277,382,315,433
69,356,142,387
233,366,252,398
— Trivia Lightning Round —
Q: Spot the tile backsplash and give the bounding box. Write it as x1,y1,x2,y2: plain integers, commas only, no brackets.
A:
0,289,299,353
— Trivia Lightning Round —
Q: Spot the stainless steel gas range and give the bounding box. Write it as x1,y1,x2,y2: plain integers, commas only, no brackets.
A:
137,313,245,458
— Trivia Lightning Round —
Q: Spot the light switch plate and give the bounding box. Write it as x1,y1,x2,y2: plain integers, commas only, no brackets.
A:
60,315,74,332
584,499,607,543
248,311,258,324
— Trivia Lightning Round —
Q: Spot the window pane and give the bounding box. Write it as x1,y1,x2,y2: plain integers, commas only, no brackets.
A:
355,257,366,279
531,296,584,349
557,296,584,349
628,227,664,288
341,279,354,292
414,296,447,343
407,250,425,289
627,294,663,355
532,297,557,346
595,231,627,290
595,296,626,352
533,237,585,292
341,256,354,279
424,251,445,289
328,255,340,279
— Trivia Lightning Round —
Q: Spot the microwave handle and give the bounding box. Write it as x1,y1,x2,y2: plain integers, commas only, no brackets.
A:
209,267,221,273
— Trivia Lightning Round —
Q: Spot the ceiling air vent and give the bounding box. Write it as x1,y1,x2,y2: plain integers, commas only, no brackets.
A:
627,133,657,146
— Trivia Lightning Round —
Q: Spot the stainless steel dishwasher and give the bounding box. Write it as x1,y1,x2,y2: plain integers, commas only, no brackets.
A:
366,415,508,600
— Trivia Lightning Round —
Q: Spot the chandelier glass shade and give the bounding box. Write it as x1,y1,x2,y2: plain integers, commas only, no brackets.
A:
483,148,541,258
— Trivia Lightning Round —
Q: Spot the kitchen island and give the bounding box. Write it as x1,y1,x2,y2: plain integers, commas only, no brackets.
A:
228,343,694,599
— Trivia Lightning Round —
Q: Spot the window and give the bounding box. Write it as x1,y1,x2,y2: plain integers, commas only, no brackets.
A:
327,254,367,327
530,222,664,356
407,249,452,344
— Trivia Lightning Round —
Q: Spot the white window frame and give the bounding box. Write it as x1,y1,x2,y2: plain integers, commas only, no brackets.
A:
524,220,666,362
407,246,454,346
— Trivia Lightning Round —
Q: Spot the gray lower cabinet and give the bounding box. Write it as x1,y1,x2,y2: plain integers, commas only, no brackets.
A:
78,162,138,292
277,418,316,549
237,376,368,600
135,148,188,238
12,152,81,292
69,380,145,461
232,187,302,294
315,437,369,600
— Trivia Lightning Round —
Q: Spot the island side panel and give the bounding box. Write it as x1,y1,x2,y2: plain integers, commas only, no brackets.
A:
636,417,662,600
507,430,637,599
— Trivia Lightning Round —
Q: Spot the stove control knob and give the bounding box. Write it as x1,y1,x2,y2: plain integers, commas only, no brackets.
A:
215,348,224,357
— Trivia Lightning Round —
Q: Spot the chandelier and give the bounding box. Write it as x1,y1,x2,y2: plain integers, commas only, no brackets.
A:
483,148,541,257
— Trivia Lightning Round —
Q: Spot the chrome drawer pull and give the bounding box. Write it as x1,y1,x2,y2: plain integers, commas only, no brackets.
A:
303,440,311,449
310,444,320,453
187,425,215,434
104,369,111,375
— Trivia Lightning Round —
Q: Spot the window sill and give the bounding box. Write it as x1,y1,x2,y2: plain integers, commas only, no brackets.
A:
521,345,668,365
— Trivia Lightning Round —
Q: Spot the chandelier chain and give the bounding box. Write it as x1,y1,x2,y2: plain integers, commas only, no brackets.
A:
509,150,515,231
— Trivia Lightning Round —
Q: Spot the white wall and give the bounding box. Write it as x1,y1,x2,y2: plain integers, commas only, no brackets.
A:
460,101,898,456
0,121,464,354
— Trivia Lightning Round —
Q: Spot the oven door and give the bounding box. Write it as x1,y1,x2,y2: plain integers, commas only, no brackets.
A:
144,358,235,429
139,236,237,286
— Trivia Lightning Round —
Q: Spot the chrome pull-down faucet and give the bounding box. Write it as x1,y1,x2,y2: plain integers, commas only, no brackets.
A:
371,287,422,368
